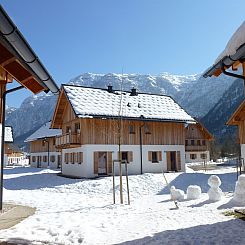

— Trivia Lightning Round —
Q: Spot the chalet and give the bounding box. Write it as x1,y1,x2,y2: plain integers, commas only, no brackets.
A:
25,122,62,168
51,84,195,178
3,126,13,166
204,21,245,160
185,122,213,163
5,144,26,166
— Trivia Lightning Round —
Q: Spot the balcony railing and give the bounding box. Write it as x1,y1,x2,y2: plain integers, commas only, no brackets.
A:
185,145,208,152
56,133,81,147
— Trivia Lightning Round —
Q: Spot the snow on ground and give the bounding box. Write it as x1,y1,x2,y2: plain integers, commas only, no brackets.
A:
0,166,245,244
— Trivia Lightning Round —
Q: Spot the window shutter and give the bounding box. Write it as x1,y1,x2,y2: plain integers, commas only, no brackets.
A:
177,151,181,170
158,151,162,161
94,152,99,174
166,152,171,171
107,152,113,174
128,151,133,162
148,151,152,161
80,152,83,163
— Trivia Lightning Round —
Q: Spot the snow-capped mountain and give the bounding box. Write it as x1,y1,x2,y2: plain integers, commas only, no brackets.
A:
6,72,236,145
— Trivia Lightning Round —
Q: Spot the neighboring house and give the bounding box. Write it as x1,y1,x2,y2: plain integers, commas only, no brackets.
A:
204,21,245,160
185,122,213,163
5,144,26,166
227,102,245,160
25,122,62,168
51,84,195,178
4,126,14,166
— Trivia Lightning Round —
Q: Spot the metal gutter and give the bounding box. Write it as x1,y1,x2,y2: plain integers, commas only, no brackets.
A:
0,5,59,95
203,43,245,78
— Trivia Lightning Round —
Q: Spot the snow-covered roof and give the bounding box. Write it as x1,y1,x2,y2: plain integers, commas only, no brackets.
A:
204,21,245,78
63,85,195,123
5,126,13,143
216,21,245,63
25,121,62,142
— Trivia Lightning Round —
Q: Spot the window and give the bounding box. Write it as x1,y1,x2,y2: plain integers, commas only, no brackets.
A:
190,154,197,160
43,156,47,162
70,153,74,164
152,152,158,163
191,140,195,146
32,156,36,162
201,153,207,159
65,153,69,164
75,123,80,134
148,151,162,163
50,155,55,162
122,152,128,163
197,140,201,146
129,125,135,134
66,126,71,134
202,140,206,146
119,151,133,163
77,152,83,164
185,140,188,146
144,124,151,134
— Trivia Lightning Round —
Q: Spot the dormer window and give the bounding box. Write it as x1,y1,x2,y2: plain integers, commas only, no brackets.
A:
129,125,135,134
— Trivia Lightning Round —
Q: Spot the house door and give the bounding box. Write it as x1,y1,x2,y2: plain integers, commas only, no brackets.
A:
37,156,41,168
58,155,61,168
94,152,113,175
166,151,181,171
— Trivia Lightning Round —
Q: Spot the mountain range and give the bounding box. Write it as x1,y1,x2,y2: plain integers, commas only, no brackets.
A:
5,72,240,147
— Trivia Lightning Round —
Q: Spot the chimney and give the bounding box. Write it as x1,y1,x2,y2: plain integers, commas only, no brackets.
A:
107,85,113,93
130,87,138,96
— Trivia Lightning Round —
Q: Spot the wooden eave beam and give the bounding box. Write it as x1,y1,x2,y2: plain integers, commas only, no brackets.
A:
213,68,222,77
232,60,241,71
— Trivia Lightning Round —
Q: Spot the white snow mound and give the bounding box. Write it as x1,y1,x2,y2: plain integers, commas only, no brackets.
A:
187,185,201,200
170,186,185,201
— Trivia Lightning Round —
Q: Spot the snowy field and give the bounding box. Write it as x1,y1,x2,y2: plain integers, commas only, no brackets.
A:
0,166,245,244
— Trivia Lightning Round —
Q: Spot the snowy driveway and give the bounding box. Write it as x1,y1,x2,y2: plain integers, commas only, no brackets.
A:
0,167,245,244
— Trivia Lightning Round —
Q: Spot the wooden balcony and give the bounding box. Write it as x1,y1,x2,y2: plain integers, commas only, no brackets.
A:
185,145,208,152
55,133,81,148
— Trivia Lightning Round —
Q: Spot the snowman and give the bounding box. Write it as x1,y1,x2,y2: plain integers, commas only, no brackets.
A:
207,175,223,201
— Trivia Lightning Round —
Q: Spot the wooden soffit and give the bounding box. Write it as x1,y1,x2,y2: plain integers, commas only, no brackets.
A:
0,41,45,94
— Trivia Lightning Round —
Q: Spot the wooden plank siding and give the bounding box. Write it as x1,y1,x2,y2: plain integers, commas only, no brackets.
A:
185,124,206,139
78,118,185,145
238,121,245,144
30,137,57,153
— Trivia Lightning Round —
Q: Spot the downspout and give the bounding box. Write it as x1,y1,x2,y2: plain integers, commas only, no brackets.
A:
139,121,145,175
221,65,245,94
0,85,24,210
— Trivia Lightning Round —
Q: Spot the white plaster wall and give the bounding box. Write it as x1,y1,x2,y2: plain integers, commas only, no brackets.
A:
241,144,245,162
185,151,210,163
30,152,61,169
62,147,88,178
61,144,185,178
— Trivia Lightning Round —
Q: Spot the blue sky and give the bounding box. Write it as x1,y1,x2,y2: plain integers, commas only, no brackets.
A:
1,0,245,107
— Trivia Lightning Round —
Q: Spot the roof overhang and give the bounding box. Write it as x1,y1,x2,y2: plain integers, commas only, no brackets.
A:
0,5,59,94
227,99,245,126
203,43,245,78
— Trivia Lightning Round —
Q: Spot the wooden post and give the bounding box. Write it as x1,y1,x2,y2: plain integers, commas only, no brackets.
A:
112,161,115,204
124,160,130,205
0,76,7,210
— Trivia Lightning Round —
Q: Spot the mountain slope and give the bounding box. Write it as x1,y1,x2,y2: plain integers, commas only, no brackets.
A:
6,72,236,146
201,78,244,138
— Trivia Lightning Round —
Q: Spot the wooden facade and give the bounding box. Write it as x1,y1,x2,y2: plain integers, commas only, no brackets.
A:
227,101,245,144
53,92,185,147
185,123,213,152
30,137,57,153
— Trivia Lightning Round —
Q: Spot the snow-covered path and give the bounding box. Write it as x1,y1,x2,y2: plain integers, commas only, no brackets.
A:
0,167,245,244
